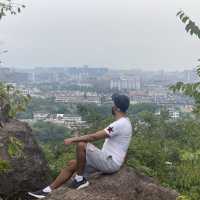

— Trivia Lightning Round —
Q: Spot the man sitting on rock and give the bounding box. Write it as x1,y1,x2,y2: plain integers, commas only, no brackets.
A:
28,93,133,199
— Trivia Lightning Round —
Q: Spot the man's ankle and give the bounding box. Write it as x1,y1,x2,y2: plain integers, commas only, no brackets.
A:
43,186,52,193
75,174,84,182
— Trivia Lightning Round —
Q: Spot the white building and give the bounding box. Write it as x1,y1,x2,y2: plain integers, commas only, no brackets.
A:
33,113,49,120
155,108,180,120
110,76,141,91
55,91,101,104
168,108,180,120
46,114,89,130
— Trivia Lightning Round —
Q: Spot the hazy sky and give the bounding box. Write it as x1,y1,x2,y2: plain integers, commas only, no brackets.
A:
0,0,200,70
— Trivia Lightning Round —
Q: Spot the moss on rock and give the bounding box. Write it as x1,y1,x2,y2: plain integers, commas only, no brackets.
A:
0,158,10,172
8,137,24,158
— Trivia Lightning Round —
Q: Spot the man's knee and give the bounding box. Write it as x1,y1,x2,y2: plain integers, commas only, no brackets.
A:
68,159,77,171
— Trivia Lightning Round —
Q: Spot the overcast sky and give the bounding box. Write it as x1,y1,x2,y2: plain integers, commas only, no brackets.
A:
0,0,200,70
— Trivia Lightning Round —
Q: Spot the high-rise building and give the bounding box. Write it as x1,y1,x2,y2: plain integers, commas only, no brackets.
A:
110,76,141,91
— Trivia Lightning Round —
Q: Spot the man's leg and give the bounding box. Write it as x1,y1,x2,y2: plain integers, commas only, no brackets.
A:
51,142,87,190
50,159,77,189
28,159,77,199
28,142,88,198
76,142,87,175
68,142,90,189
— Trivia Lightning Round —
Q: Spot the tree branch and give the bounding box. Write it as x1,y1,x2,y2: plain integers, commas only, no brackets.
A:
177,10,200,39
0,0,25,20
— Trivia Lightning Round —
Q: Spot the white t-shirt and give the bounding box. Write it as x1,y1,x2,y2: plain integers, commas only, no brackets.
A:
102,117,133,167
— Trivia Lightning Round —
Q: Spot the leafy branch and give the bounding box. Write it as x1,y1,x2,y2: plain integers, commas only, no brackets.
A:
170,11,200,113
0,0,25,20
170,66,200,114
177,10,200,39
0,82,31,125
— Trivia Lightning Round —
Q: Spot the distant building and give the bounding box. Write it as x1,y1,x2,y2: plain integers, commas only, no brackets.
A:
0,68,11,82
48,114,89,130
20,89,31,96
56,114,65,120
180,105,193,113
100,94,112,104
11,72,30,83
129,91,153,104
0,67,10,74
168,108,180,119
34,71,58,83
183,69,199,83
110,76,141,91
0,68,30,83
155,108,180,120
33,113,49,120
67,66,108,81
54,114,82,122
55,91,101,104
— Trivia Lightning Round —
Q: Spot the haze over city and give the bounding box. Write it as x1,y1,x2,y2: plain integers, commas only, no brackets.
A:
0,0,200,70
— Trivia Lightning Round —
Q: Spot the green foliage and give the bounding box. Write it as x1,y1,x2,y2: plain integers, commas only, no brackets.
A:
128,103,158,116
173,11,200,113
32,103,200,199
31,121,73,177
42,142,75,178
0,82,31,121
8,137,24,158
128,117,200,199
170,13,200,198
170,67,200,114
0,158,10,172
177,196,192,200
32,121,71,143
77,103,110,122
17,97,76,119
177,11,200,39
77,103,113,131
0,0,25,20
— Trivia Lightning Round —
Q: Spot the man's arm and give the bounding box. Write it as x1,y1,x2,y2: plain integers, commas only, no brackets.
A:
64,130,108,145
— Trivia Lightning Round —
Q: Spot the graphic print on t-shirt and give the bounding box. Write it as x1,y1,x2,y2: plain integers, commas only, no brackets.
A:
107,126,114,134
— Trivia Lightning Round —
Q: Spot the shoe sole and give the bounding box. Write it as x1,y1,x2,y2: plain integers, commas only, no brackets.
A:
77,181,90,190
28,192,46,199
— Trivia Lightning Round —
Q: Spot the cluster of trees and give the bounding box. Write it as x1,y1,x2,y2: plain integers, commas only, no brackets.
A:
31,121,74,177
128,114,200,200
0,2,28,125
0,82,31,126
16,97,77,119
32,121,71,143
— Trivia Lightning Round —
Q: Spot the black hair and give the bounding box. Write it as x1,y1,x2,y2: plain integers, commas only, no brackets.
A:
112,93,130,113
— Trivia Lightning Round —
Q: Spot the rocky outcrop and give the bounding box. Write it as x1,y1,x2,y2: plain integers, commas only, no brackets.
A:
45,167,179,200
0,120,52,200
0,119,179,200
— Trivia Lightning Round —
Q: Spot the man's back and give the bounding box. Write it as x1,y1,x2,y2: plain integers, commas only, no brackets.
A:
102,117,133,166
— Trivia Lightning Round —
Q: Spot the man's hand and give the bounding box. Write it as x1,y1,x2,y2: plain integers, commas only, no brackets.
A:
64,138,74,146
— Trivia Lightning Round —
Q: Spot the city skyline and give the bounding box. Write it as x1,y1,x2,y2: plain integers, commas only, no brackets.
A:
0,65,198,73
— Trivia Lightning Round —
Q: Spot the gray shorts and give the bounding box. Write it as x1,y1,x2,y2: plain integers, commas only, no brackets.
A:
83,143,120,179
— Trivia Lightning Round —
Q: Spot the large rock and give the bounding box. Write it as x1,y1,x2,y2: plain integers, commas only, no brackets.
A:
0,120,52,200
46,167,179,200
